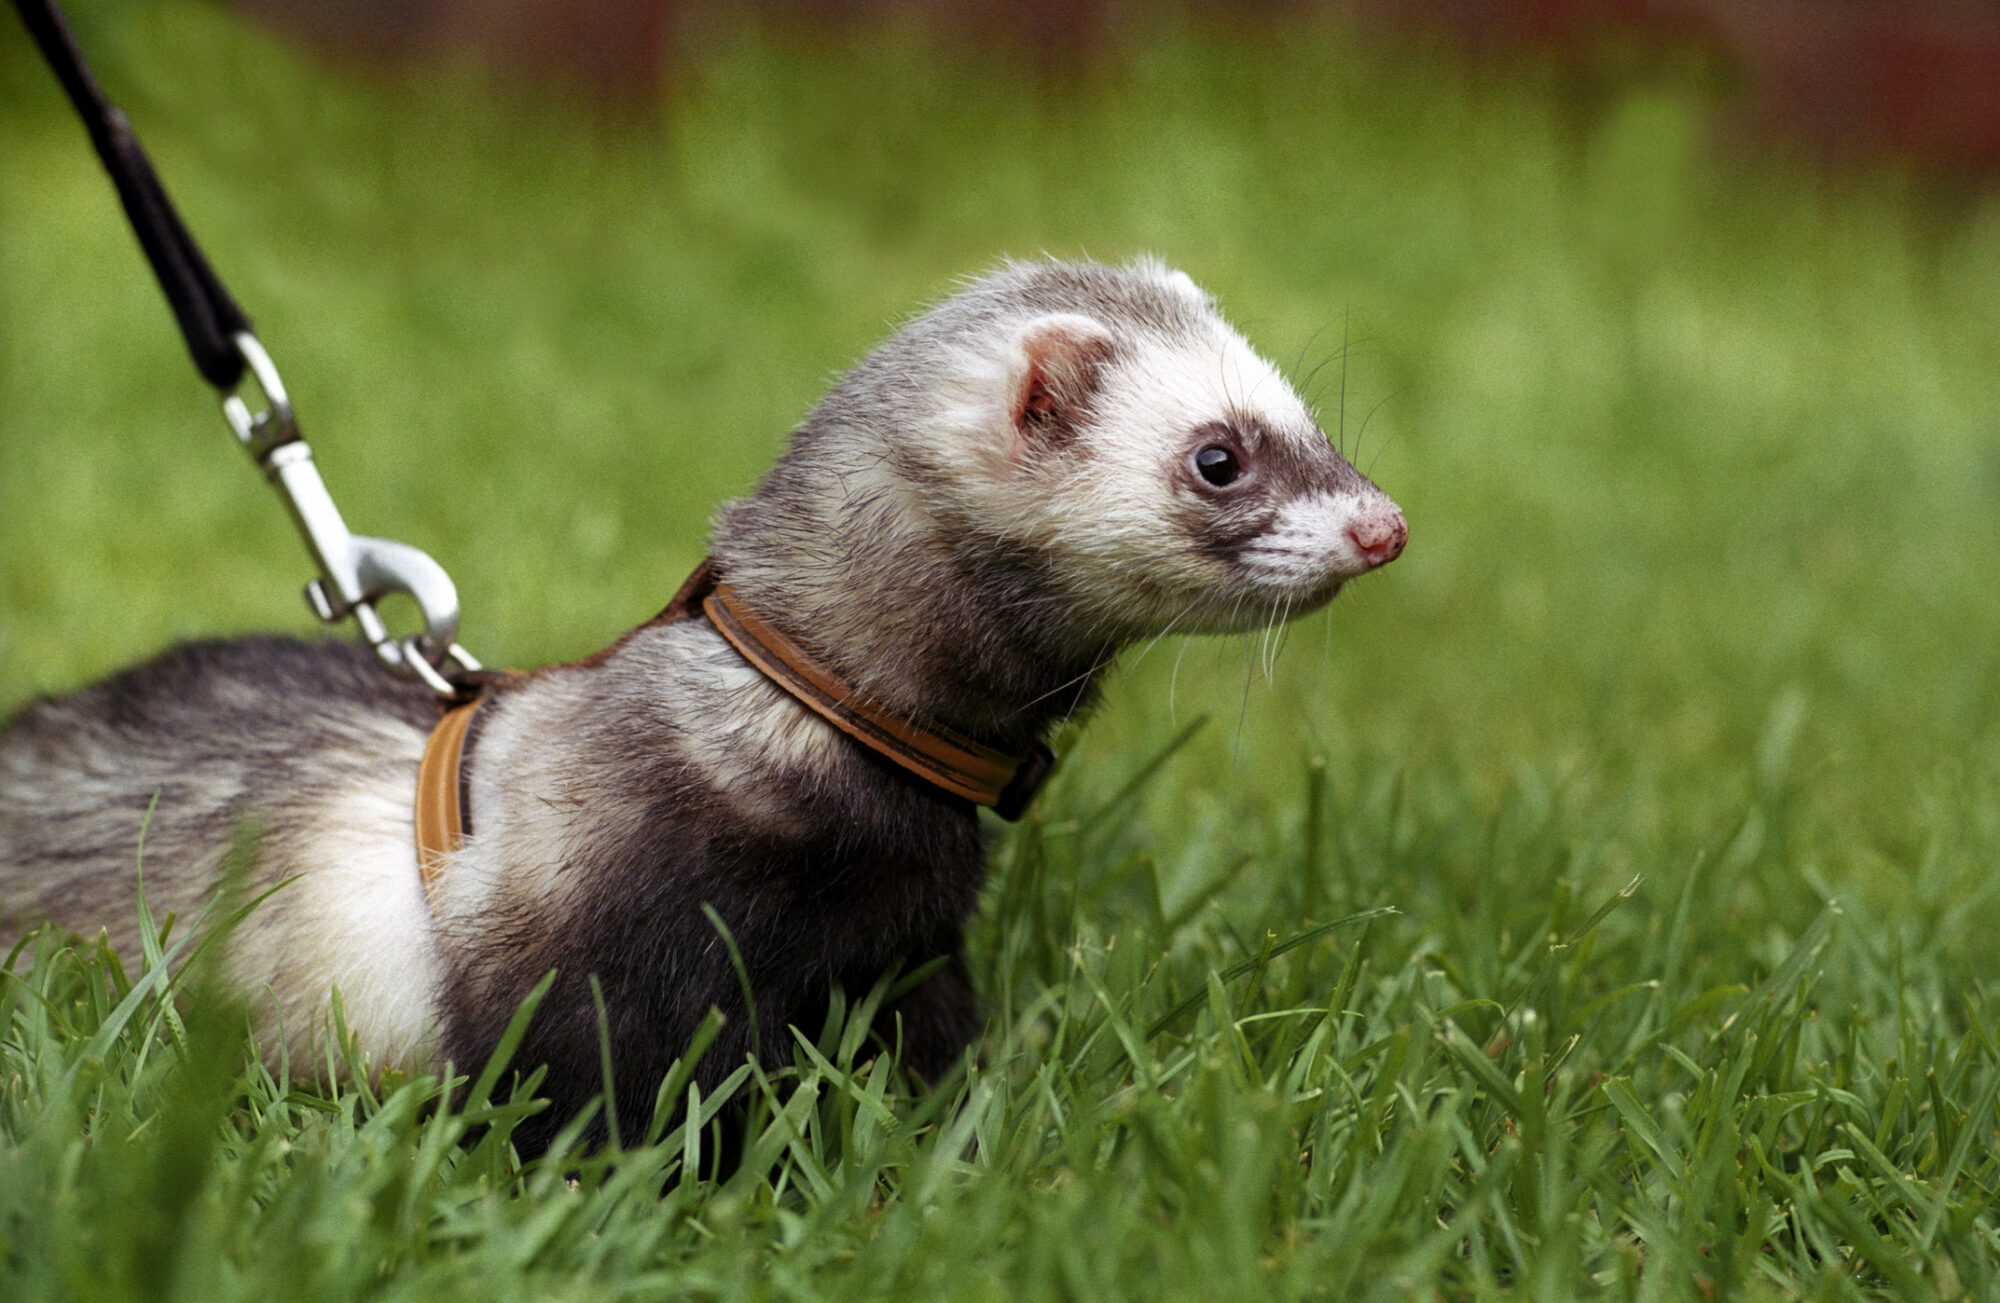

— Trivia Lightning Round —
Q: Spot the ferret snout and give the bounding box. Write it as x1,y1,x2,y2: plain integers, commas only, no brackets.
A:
1347,503,1408,569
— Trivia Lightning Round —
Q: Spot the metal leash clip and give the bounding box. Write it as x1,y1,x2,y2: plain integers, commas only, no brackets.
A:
221,332,481,699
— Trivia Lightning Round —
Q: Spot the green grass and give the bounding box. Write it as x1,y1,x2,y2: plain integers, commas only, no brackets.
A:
6,3,2000,1298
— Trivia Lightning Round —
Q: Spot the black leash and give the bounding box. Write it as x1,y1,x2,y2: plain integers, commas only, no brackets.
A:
12,0,482,698
11,0,252,390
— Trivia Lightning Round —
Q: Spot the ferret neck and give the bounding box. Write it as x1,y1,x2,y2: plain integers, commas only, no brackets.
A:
707,534,1117,756
698,576,1054,817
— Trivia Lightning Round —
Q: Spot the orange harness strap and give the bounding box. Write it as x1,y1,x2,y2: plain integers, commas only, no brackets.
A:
414,694,481,896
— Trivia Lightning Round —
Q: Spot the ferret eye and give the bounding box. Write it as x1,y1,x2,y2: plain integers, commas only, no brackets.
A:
1193,445,1241,487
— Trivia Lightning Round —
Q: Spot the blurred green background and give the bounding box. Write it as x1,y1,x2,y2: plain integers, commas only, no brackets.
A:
3,0,1999,970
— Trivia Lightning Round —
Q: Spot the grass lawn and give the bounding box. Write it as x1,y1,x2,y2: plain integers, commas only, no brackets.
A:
5,3,2000,1298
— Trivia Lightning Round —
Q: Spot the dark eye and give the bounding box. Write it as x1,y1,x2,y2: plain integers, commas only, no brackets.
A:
1193,445,1240,487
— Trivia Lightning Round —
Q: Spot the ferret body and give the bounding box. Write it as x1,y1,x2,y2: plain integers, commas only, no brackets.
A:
0,259,1405,1140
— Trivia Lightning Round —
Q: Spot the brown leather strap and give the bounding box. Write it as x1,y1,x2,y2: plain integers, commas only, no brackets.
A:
702,582,1052,817
415,695,482,899
412,559,1055,902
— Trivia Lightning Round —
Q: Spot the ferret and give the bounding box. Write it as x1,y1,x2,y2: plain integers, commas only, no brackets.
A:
0,258,1405,1146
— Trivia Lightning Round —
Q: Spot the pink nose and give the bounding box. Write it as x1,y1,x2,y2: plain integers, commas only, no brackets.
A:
1348,509,1407,569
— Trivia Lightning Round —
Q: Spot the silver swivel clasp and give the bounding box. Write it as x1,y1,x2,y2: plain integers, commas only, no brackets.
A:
221,332,480,699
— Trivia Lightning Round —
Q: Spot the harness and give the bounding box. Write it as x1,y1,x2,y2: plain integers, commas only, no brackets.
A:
414,559,1055,901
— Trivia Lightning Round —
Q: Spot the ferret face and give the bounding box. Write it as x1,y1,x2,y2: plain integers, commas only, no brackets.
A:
974,262,1408,639
722,259,1406,660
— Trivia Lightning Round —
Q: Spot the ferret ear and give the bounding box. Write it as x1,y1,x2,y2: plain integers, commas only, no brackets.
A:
1009,313,1116,450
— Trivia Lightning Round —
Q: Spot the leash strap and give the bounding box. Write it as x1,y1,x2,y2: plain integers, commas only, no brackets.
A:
12,0,252,389
16,0,483,699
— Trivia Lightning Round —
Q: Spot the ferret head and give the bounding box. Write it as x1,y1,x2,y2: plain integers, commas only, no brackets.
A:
883,258,1406,639
713,258,1407,729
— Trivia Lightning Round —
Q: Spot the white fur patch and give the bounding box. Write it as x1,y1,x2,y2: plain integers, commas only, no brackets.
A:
672,634,848,827
227,739,445,1075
